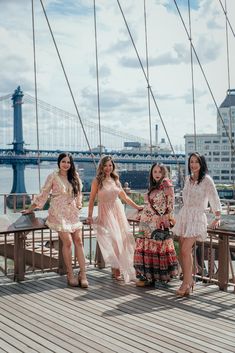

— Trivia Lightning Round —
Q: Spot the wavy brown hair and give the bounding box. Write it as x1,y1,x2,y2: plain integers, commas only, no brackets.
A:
57,152,80,196
96,155,119,189
148,163,169,195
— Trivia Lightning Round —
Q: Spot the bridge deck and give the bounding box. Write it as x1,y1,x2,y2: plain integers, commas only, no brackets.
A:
0,268,235,353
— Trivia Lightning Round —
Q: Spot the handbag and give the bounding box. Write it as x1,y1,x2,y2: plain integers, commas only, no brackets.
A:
151,228,173,241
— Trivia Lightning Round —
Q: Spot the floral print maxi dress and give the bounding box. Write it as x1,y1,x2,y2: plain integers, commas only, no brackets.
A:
33,170,83,233
134,178,178,283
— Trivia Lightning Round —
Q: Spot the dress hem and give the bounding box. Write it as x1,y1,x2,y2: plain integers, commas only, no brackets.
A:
46,220,83,233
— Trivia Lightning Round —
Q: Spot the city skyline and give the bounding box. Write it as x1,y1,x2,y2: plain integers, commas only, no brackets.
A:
0,0,235,151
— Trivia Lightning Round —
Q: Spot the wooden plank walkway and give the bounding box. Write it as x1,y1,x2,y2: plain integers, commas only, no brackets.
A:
0,268,235,353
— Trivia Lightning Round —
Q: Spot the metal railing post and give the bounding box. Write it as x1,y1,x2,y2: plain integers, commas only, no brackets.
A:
218,234,229,291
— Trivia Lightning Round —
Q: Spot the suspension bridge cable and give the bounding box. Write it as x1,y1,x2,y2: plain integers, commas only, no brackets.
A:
31,0,41,191
93,0,102,158
23,94,149,144
224,0,235,196
0,94,12,102
225,0,232,92
39,0,96,169
173,0,235,154
218,0,235,38
187,0,197,151
143,0,153,159
116,0,178,163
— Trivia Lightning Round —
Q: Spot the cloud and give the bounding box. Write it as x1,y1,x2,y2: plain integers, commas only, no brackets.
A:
0,0,234,151
89,64,111,79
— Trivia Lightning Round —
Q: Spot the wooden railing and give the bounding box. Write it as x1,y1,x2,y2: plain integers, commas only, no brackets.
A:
1,193,235,291
128,213,235,292
0,213,95,281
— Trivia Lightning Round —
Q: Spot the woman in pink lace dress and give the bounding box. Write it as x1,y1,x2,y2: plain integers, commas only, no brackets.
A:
172,152,221,296
22,153,88,288
134,163,178,287
87,155,143,283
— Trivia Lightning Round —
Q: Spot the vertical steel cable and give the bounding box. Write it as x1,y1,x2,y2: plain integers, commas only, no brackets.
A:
187,0,197,151
116,0,178,161
224,0,234,197
31,0,41,191
218,0,235,38
173,0,235,154
93,0,102,158
143,0,153,159
39,0,96,169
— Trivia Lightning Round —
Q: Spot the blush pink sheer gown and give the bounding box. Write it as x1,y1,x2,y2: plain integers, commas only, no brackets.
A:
94,179,136,283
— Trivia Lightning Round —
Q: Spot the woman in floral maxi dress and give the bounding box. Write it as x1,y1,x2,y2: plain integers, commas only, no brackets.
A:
134,163,178,287
22,152,88,288
87,155,143,283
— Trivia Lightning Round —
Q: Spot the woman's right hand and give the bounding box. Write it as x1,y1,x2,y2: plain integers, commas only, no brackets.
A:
21,209,33,214
86,216,93,225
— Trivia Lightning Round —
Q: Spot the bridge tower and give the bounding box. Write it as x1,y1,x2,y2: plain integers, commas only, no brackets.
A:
6,86,30,208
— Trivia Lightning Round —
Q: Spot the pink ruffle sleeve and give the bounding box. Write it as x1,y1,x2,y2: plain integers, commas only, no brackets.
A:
33,173,54,209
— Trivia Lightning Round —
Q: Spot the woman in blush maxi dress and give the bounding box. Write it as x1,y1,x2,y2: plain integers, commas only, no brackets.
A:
87,155,143,283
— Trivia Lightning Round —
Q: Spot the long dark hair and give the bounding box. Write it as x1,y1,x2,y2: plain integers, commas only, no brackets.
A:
188,152,208,184
57,152,80,196
96,155,119,189
148,163,168,195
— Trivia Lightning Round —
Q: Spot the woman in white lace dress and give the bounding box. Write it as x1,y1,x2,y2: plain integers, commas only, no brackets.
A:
172,152,221,296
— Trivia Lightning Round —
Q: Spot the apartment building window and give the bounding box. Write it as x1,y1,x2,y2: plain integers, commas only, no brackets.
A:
213,152,220,155
221,170,229,174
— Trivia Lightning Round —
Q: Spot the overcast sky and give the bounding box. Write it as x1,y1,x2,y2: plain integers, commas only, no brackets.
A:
0,0,234,152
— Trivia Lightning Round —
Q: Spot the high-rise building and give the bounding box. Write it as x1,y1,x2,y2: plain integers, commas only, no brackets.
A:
185,89,235,184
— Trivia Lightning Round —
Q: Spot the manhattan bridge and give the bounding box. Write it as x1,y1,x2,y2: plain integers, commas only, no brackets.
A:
0,87,185,197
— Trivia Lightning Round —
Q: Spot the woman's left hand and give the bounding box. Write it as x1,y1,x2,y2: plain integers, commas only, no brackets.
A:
209,219,220,229
137,206,144,212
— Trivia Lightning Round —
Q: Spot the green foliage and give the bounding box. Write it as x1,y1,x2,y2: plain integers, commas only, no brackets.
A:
130,193,144,205
216,184,234,190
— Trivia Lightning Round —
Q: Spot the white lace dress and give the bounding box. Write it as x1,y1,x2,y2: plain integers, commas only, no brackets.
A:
172,175,221,241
